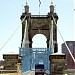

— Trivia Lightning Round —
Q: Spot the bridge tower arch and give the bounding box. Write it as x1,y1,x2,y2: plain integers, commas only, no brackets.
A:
32,34,47,48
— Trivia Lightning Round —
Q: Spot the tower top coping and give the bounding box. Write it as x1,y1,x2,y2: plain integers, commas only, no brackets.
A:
51,1,53,5
50,0,54,6
26,0,28,5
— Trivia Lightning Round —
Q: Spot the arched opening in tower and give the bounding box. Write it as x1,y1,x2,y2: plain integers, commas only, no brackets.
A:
32,34,47,48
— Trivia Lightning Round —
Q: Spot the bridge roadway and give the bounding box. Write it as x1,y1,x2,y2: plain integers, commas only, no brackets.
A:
23,70,48,75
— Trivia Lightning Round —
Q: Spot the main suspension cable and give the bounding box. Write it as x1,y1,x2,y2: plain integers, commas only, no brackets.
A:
52,15,75,63
0,16,26,51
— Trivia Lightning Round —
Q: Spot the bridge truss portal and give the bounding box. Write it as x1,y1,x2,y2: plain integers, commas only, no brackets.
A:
19,48,51,73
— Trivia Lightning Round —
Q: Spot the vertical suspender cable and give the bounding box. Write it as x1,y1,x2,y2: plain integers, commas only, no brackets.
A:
39,0,41,15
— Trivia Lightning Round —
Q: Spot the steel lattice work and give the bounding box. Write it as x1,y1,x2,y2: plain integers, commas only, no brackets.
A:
19,48,51,72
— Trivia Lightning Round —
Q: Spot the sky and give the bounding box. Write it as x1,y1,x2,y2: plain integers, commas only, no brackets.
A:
0,0,74,60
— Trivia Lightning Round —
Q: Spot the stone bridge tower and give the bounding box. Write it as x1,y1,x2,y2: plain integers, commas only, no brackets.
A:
20,2,58,53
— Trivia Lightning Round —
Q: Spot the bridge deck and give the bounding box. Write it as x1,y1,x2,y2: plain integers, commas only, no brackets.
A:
23,70,47,75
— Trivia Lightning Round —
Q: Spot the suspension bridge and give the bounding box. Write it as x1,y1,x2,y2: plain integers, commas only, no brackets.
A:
0,1,75,75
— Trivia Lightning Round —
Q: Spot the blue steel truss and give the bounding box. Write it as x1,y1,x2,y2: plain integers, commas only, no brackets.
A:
19,48,51,73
